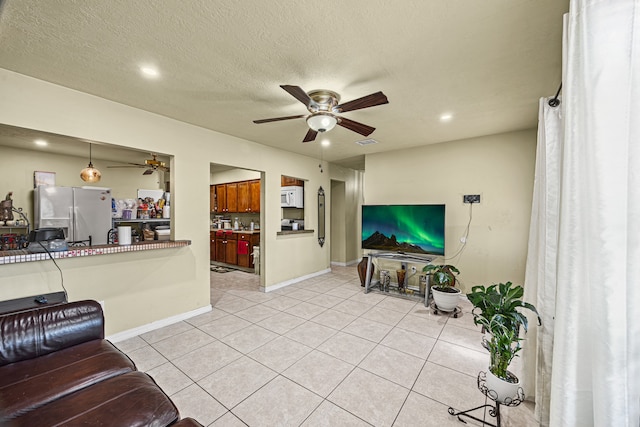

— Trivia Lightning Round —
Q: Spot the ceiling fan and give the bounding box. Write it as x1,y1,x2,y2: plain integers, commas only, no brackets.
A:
253,85,389,143
107,153,169,175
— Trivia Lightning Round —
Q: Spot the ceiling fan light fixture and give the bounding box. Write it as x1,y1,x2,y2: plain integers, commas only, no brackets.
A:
307,112,337,133
80,143,101,183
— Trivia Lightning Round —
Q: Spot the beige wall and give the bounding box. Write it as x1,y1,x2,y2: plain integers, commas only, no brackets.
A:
330,180,346,263
0,145,163,225
0,69,352,334
364,130,536,293
209,168,260,185
329,165,364,265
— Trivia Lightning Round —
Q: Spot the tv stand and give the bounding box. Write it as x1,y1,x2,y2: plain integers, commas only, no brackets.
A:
363,252,436,306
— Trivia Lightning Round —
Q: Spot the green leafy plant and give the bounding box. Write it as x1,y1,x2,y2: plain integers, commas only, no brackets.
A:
467,282,540,381
422,264,459,289
478,314,522,381
467,281,540,334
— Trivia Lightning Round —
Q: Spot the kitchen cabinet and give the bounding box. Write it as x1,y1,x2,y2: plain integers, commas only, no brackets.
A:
214,231,216,261
281,176,304,187
236,232,259,268
249,180,260,212
215,184,226,213
237,181,249,213
209,186,216,213
237,180,261,213
213,180,260,213
215,231,237,264
226,183,238,213
211,230,259,270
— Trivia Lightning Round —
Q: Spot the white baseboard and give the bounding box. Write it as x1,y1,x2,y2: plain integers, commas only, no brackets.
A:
261,268,332,292
330,259,359,267
107,304,212,343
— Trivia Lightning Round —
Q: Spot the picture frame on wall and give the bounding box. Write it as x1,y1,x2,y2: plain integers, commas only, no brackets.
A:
34,171,56,187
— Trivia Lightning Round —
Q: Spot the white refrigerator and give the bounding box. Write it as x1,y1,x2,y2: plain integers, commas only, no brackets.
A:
34,186,112,245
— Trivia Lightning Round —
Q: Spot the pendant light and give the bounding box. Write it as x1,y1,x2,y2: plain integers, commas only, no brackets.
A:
80,143,101,183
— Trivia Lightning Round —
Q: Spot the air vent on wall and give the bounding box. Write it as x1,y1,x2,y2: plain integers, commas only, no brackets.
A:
356,138,379,146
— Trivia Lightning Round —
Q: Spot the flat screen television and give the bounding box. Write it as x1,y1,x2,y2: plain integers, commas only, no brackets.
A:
361,204,445,256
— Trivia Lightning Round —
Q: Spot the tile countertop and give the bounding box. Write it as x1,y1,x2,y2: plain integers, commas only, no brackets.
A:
0,240,191,265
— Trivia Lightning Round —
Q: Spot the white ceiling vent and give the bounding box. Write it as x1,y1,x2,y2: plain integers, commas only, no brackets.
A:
355,138,378,146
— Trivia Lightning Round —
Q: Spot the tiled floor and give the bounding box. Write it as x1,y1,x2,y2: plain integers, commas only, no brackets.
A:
115,266,538,426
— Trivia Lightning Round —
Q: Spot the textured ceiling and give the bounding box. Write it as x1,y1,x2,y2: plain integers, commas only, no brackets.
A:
0,0,568,169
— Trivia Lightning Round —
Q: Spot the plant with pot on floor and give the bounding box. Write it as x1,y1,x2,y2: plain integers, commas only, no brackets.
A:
422,263,460,312
467,281,540,403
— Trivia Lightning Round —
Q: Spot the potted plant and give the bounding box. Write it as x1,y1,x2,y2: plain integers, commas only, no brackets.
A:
422,264,460,312
467,281,540,403
467,281,541,347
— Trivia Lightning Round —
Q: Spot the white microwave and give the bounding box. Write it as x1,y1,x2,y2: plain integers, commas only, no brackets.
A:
281,186,304,208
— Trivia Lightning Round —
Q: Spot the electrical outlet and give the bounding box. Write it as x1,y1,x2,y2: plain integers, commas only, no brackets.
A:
463,194,481,204
410,266,417,273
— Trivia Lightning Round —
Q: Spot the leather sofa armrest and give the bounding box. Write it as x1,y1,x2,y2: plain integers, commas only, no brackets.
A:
172,418,204,426
0,300,104,366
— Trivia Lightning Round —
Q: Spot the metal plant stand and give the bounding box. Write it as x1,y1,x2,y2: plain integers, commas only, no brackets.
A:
448,371,524,427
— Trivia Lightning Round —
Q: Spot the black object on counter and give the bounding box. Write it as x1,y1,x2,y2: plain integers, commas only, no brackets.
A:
28,228,65,242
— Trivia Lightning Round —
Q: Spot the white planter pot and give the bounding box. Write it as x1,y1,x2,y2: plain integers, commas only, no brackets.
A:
485,368,522,404
432,287,460,312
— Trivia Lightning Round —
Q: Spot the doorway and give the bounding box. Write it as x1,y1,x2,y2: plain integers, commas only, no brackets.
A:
209,163,264,282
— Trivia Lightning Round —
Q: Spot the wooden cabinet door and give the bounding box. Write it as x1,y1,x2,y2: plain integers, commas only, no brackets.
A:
249,180,260,212
237,181,249,212
225,239,237,265
281,176,304,186
237,241,250,267
209,232,216,261
216,184,227,213
210,186,217,213
226,183,238,213
215,239,226,262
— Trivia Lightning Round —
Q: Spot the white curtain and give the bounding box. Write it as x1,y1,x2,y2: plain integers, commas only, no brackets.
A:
522,97,563,427
545,1,640,426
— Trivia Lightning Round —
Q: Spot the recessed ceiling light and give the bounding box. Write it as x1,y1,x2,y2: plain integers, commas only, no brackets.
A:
440,113,453,122
321,140,330,147
140,66,160,78
34,139,48,146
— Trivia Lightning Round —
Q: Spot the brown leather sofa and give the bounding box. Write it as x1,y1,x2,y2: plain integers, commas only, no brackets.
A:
0,300,203,426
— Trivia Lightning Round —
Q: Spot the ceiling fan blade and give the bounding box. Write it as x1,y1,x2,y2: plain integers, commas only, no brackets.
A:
107,164,147,169
303,129,318,143
253,114,307,124
280,85,315,108
337,117,376,136
143,169,154,175
334,91,389,113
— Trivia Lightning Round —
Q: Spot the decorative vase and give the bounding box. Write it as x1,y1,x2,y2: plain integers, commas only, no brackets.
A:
396,269,406,292
485,369,522,404
357,257,374,287
431,286,461,311
380,270,391,292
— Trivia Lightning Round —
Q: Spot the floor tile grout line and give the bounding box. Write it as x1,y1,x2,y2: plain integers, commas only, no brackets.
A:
125,267,496,426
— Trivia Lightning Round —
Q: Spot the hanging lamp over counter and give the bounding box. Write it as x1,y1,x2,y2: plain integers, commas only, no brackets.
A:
80,143,101,183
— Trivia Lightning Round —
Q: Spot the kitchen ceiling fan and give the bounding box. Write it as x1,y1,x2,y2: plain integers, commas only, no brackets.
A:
253,85,389,143
107,153,169,175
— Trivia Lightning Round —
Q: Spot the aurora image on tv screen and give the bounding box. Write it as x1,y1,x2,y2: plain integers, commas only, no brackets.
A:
361,204,445,256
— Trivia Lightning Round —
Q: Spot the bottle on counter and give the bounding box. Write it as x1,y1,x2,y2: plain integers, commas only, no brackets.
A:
250,221,254,231
234,217,239,230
